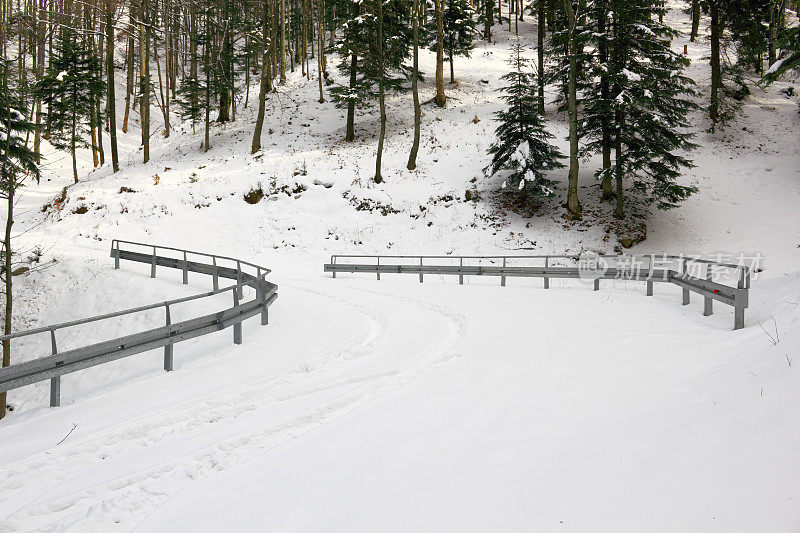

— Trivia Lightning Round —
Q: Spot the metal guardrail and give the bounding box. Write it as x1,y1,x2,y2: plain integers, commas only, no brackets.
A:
324,253,751,330
0,240,278,409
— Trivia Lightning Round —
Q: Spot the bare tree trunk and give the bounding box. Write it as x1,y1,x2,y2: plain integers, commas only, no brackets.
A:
614,110,624,217
122,30,134,133
163,0,171,136
597,0,612,200
0,47,13,420
252,0,272,153
484,0,492,41
690,0,699,42
204,7,211,151
434,0,446,106
563,0,581,219
280,0,287,83
140,0,151,163
189,0,198,133
374,0,386,183
709,0,721,130
344,0,358,141
407,0,421,170
105,0,119,170
537,0,544,114
33,0,46,163
316,0,325,102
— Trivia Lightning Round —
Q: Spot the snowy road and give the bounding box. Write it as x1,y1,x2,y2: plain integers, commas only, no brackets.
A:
2,261,799,531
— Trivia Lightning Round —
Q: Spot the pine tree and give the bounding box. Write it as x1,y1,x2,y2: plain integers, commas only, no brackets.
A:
36,28,104,183
1,58,41,420
177,76,206,131
588,0,698,217
763,15,800,82
330,0,411,142
425,0,477,83
1,72,40,186
485,40,564,200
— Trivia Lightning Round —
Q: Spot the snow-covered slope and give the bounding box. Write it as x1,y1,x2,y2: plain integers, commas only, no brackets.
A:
1,1,799,531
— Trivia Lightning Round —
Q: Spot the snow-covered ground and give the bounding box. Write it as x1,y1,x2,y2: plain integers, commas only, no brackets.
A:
2,1,800,531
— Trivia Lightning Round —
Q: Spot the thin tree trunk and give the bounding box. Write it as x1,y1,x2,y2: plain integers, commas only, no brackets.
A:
434,0,446,106
71,96,78,183
140,0,150,163
375,0,386,183
709,0,721,129
204,8,211,151
189,0,198,133
33,0,45,162
345,0,358,141
484,0,492,41
105,0,119,171
280,0,287,83
316,0,325,101
0,49,13,420
252,0,272,153
614,110,624,218
407,0,421,170
537,0,544,114
449,45,454,83
598,0,612,200
563,0,580,219
690,0,699,42
122,32,133,133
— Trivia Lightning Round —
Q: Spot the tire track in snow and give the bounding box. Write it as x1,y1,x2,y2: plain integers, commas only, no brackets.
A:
0,284,385,527
0,280,467,531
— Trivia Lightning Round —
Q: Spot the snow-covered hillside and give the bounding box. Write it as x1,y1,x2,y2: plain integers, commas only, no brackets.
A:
1,1,799,531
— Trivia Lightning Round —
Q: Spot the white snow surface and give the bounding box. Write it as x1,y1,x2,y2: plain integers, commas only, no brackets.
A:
2,2,800,531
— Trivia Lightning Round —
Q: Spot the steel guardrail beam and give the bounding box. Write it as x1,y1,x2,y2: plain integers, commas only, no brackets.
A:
324,253,750,331
0,242,278,409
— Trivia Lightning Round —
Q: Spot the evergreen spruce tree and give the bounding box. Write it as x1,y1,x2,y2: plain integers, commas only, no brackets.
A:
763,19,800,83
36,28,104,183
485,40,564,200
1,71,40,186
425,0,477,83
177,76,206,132
1,59,40,420
330,0,411,142
543,0,592,115
586,0,698,217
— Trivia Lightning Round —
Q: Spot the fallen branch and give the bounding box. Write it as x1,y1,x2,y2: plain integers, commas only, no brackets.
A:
56,423,78,446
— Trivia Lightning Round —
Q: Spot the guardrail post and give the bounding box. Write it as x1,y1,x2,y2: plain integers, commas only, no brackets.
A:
257,285,269,325
459,258,463,285
212,257,219,291
236,261,244,299
704,265,714,316
182,251,188,284
681,259,690,305
332,257,336,278
544,258,550,289
646,255,654,296
164,305,174,371
377,257,381,281
151,246,157,278
734,302,745,330
233,290,242,345
419,258,423,283
49,330,61,407
501,258,506,287
114,241,120,269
